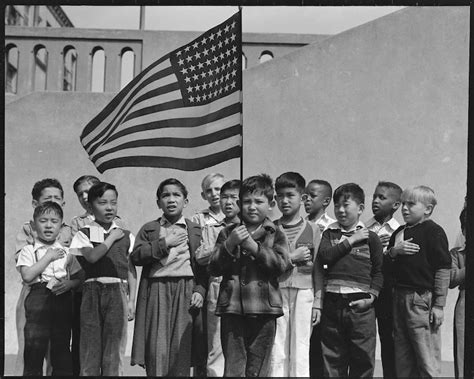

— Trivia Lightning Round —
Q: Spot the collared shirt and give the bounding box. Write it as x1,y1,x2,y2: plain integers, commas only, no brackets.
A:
149,216,194,278
70,213,127,236
191,208,224,227
366,216,400,252
325,220,366,294
69,220,135,256
195,219,228,266
306,212,336,233
16,240,81,284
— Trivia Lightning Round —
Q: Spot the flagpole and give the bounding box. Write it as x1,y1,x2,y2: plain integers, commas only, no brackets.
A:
239,6,243,185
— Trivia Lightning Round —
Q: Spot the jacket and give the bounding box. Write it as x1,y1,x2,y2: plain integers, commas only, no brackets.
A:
208,218,290,316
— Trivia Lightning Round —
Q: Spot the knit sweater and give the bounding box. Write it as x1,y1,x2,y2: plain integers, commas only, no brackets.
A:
318,227,383,298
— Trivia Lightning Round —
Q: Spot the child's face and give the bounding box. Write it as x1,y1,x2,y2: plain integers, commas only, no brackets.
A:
90,189,118,225
33,187,65,208
220,188,240,220
157,184,188,221
334,195,364,230
371,186,400,221
241,191,273,226
401,199,431,225
276,187,302,218
75,180,95,212
33,210,62,243
201,177,225,210
303,183,329,216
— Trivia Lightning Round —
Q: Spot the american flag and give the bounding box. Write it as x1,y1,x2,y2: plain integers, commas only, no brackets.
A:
80,11,242,173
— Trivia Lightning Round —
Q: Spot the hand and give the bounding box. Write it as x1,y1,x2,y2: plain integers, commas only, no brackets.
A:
349,294,374,312
430,306,444,329
128,300,135,321
379,234,391,247
108,228,125,242
165,229,188,248
226,225,250,250
190,292,204,309
391,238,420,257
290,246,311,264
348,228,369,245
46,247,66,262
51,278,74,295
312,308,321,326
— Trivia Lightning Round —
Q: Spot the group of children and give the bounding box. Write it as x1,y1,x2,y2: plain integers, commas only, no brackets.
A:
13,172,466,377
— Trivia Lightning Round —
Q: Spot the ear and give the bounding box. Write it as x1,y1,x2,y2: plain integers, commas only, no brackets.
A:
424,204,433,215
392,200,401,211
156,199,162,210
323,197,331,207
358,203,365,215
61,200,66,208
183,198,189,208
200,191,206,201
32,200,39,208
269,199,276,210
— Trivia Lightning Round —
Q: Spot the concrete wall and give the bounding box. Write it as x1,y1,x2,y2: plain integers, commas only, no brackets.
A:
5,6,469,365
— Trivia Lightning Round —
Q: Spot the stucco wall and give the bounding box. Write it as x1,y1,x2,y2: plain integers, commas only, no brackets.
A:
5,6,468,365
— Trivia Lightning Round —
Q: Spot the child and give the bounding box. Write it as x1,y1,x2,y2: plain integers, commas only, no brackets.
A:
303,179,336,233
69,182,137,376
387,185,451,377
16,202,82,376
365,181,402,379
14,178,73,375
449,207,467,379
318,183,383,378
269,172,324,377
209,174,290,377
192,173,226,226
71,175,127,234
130,178,208,376
195,179,241,377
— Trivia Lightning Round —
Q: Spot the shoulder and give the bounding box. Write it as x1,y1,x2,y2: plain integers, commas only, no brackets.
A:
185,218,201,229
139,220,161,232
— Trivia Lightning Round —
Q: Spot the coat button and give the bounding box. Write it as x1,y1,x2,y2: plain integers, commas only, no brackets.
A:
258,281,263,286
241,280,246,286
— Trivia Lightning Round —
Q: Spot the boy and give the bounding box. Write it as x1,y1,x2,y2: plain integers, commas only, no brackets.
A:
387,185,451,377
195,179,241,377
318,183,383,377
365,181,402,379
69,182,137,376
130,178,208,376
270,172,324,377
192,173,226,227
16,202,82,376
303,179,336,233
14,178,73,375
209,174,290,377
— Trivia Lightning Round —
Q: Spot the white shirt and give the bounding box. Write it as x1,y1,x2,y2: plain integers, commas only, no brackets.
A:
366,216,400,253
306,212,336,232
16,240,81,284
70,220,135,256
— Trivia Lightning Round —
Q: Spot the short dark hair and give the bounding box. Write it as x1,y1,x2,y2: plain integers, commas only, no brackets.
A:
31,178,64,201
333,183,365,205
156,178,188,199
73,175,100,193
240,173,274,202
221,179,241,194
377,181,402,199
307,179,333,199
460,207,467,233
33,201,63,220
87,182,118,204
275,172,306,193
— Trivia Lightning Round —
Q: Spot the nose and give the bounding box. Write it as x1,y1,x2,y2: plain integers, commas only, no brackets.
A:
82,193,88,201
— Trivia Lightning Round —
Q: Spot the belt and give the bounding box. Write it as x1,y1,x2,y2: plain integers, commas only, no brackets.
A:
85,277,127,284
326,292,371,302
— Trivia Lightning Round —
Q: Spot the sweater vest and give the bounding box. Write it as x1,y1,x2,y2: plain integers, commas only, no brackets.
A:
77,228,130,280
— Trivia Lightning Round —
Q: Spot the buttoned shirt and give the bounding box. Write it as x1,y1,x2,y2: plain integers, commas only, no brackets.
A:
191,208,225,227
306,212,336,233
325,220,366,294
70,212,127,235
16,240,81,284
366,216,400,252
149,216,194,278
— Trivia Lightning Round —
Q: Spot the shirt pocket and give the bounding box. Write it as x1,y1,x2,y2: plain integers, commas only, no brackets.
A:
217,278,234,307
350,245,370,259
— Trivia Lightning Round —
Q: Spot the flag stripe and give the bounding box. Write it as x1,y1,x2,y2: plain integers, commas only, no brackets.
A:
93,134,242,167
90,113,241,157
95,146,241,173
91,124,242,163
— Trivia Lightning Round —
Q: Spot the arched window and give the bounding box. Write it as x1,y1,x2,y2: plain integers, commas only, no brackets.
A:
63,46,77,91
34,45,48,91
242,52,247,70
5,44,19,94
91,47,105,92
259,50,274,64
120,48,135,90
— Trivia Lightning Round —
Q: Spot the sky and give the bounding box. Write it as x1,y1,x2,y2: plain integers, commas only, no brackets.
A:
62,6,405,35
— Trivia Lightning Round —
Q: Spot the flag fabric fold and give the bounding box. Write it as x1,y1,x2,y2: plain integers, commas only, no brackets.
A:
80,11,242,173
